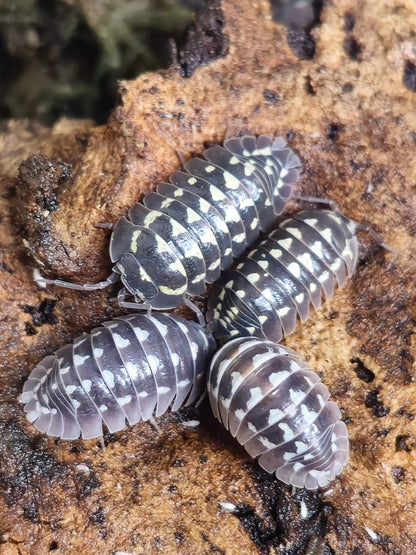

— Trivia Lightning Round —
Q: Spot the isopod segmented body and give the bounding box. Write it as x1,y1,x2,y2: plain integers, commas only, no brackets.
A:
22,313,216,440
206,209,359,344
207,337,349,489
37,135,301,310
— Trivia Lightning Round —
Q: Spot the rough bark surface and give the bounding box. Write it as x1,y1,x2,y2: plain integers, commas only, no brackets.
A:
1,0,416,553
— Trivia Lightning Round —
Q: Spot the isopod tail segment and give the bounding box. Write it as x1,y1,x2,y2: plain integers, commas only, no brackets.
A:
291,195,396,255
206,207,394,345
32,134,302,315
207,337,349,490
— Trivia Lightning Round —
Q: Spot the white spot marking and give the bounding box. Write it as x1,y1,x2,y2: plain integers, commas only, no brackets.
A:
277,306,290,318
278,421,295,441
223,171,240,189
209,185,225,202
82,380,92,393
267,407,285,425
102,370,115,389
268,371,290,387
295,292,305,304
113,333,130,349
208,259,221,271
246,273,260,283
191,273,206,284
158,387,171,395
246,387,263,410
258,436,277,449
269,248,283,259
297,252,316,273
303,218,319,227
320,228,334,244
171,353,180,366
279,238,293,250
186,208,201,224
233,232,246,244
234,408,245,421
289,388,305,405
135,328,149,341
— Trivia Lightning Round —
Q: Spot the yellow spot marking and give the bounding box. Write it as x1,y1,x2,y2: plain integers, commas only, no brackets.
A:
130,230,142,253
159,284,187,295
186,208,201,224
160,198,172,209
244,162,255,177
139,266,152,282
223,171,240,189
279,238,293,250
155,235,172,254
285,226,303,240
144,211,161,226
209,185,225,202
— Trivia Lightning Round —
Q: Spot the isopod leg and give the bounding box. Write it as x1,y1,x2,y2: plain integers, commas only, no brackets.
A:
354,222,397,254
34,269,119,291
292,195,338,211
184,296,206,326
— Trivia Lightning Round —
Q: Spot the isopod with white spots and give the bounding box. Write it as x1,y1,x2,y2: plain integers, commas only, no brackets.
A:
36,135,301,312
207,337,349,489
206,208,359,343
22,313,216,440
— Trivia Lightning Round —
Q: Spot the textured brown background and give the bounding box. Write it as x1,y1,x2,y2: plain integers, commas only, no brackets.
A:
1,0,416,553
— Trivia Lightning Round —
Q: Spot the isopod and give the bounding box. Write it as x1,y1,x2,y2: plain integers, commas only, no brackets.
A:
22,312,216,440
206,208,361,343
36,135,301,312
207,337,349,489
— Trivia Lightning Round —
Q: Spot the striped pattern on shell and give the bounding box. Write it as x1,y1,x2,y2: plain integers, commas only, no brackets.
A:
110,134,301,309
22,313,216,440
206,209,359,344
207,337,349,489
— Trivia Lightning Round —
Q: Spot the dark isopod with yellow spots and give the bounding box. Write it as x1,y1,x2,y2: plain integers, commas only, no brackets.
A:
36,135,301,311
207,337,349,489
22,313,216,440
206,209,359,343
